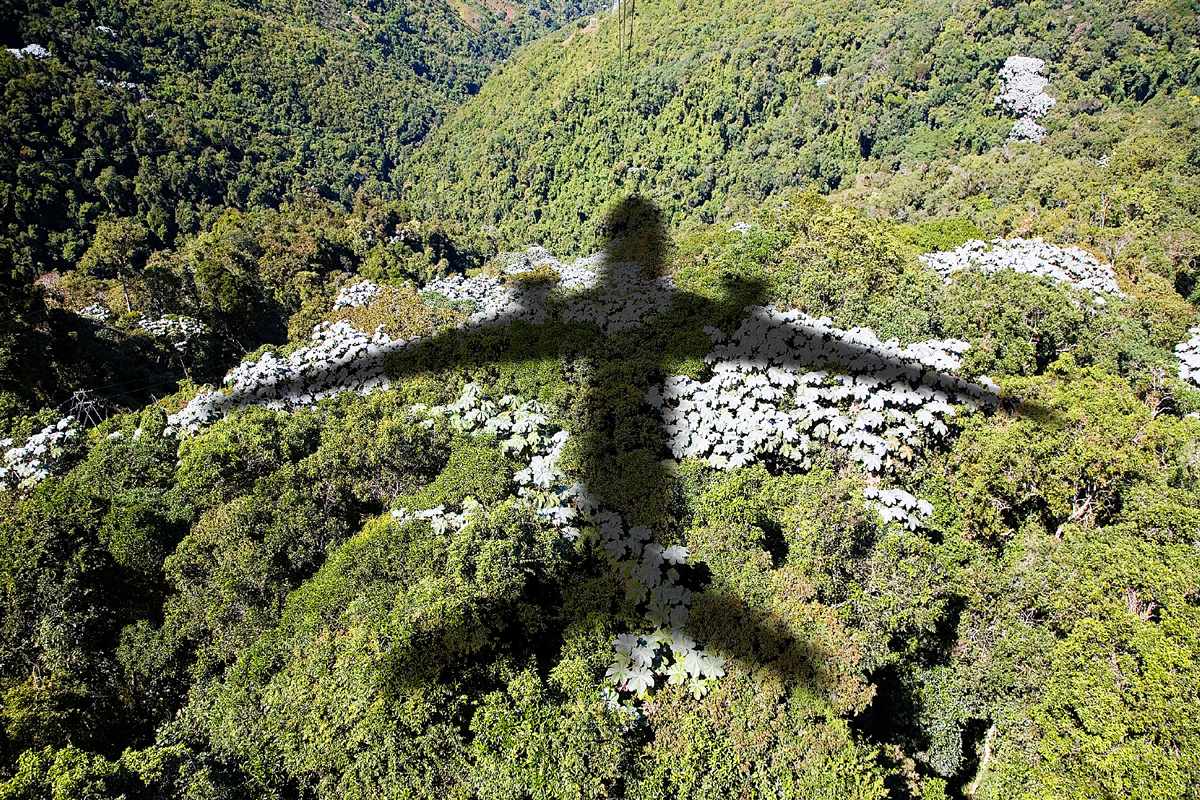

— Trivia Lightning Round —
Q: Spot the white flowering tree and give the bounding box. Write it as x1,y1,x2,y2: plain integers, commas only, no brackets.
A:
994,56,1056,142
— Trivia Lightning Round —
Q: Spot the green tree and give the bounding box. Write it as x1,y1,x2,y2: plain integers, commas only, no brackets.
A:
78,219,149,314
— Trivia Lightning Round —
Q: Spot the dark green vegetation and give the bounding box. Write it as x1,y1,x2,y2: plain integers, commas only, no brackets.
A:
2,0,1200,795
1,0,601,276
0,197,498,422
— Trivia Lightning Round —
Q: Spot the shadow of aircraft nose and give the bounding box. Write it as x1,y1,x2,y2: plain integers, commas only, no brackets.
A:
595,194,672,283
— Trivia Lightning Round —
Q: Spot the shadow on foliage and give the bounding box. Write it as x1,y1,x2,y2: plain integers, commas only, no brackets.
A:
683,590,849,695
3,308,192,419
369,195,1048,727
389,195,767,529
105,196,1065,782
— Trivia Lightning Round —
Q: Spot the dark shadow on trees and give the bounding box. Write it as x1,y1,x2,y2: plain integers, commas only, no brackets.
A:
366,194,1046,722
137,194,1063,758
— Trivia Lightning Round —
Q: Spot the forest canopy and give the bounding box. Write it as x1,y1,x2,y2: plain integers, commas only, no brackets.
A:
1,0,1199,797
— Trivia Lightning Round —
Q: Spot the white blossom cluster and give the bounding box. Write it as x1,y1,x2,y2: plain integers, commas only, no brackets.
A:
5,44,52,59
389,385,571,533
332,280,383,309
919,237,1122,300
390,497,484,537
0,417,80,491
401,382,726,700
400,384,576,543
416,382,567,473
434,387,573,521
105,427,146,442
555,257,675,332
553,480,725,700
78,303,111,322
1008,117,1046,142
426,246,677,333
138,314,207,350
357,254,545,324
166,320,403,434
392,490,724,702
95,79,146,99
649,307,996,530
994,56,1055,142
595,511,724,700
421,272,504,314
425,245,676,332
96,25,117,37
1174,328,1200,387
650,306,998,475
864,485,933,531
167,244,685,436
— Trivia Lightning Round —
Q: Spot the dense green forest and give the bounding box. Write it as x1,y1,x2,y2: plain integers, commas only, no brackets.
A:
404,0,1199,257
2,0,1200,796
1,0,601,276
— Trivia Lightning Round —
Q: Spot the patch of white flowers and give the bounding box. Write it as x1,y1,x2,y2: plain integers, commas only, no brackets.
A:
390,498,484,537
994,55,1055,142
78,303,111,322
421,272,504,315
166,320,401,435
392,382,575,533
864,485,934,531
168,246,677,435
427,245,677,332
0,417,80,491
6,44,52,60
418,382,569,489
524,474,724,701
1174,328,1200,387
333,280,383,309
651,306,996,471
649,307,997,530
138,314,208,351
95,79,146,99
919,238,1122,300
594,506,724,701
554,256,675,332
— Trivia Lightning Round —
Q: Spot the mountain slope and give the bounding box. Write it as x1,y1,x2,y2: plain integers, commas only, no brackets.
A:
2,0,1200,797
1,195,1198,798
401,0,1198,254
0,0,602,274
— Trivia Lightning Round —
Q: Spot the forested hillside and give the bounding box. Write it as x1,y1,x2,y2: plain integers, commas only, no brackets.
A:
1,0,601,275
2,0,1200,797
403,0,1199,255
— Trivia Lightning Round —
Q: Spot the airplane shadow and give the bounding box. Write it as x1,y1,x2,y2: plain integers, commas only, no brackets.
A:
337,196,1054,721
